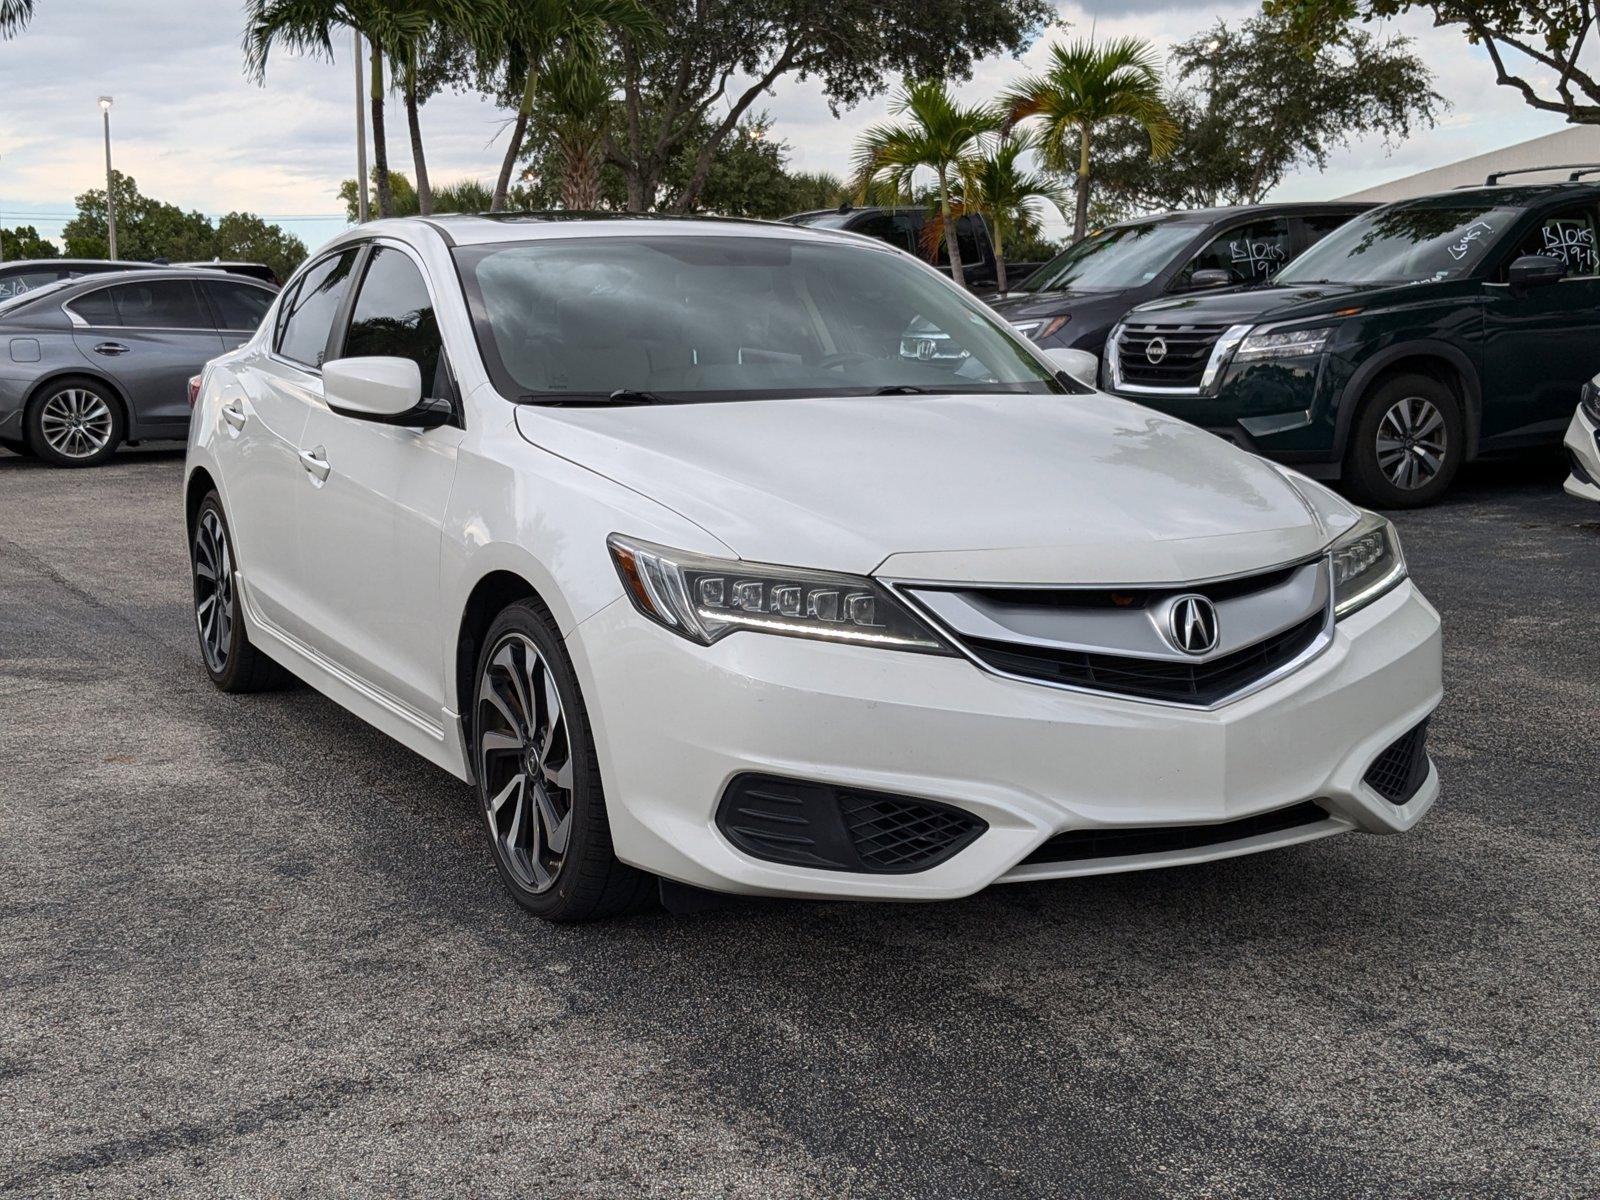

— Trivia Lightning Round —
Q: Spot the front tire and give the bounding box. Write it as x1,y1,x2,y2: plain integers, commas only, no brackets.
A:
25,378,124,467
191,492,291,692
1343,373,1463,509
472,600,653,921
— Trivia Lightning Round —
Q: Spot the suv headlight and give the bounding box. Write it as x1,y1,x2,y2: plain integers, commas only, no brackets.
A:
608,535,950,653
1581,378,1600,424
1330,511,1406,618
1235,324,1333,362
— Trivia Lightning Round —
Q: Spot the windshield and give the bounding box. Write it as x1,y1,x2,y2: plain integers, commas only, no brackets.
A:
0,278,73,312
454,235,1064,402
784,212,850,229
1278,203,1520,285
1019,220,1203,292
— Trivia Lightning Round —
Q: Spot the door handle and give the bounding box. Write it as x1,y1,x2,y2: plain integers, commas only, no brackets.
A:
220,403,246,431
92,341,129,356
298,446,330,482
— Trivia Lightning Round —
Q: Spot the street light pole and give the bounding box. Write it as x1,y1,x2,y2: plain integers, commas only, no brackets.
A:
353,29,369,223
98,96,117,260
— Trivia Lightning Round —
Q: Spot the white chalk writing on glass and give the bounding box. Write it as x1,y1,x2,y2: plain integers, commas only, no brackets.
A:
1540,222,1598,273
1446,222,1495,261
1229,239,1287,278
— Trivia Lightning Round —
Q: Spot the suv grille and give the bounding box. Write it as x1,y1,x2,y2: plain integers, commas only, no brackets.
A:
716,775,986,873
1115,322,1229,389
1363,720,1431,804
1022,800,1329,866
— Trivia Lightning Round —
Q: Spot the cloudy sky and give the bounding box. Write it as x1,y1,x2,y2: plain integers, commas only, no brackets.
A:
0,0,1578,250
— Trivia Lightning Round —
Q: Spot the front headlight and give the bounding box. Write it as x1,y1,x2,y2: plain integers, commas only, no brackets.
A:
1581,378,1600,424
1235,324,1333,362
607,535,951,653
1329,511,1407,618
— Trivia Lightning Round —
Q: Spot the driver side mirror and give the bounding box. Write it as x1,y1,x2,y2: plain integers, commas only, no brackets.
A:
1507,254,1566,291
323,356,450,429
1044,347,1099,389
1189,268,1234,291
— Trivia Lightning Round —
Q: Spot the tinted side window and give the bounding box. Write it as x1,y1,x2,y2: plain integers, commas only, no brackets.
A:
205,281,274,331
1301,214,1355,244
956,216,988,269
339,248,442,395
276,249,359,368
849,212,918,255
1178,218,1293,288
101,280,209,328
0,268,68,299
1510,202,1600,278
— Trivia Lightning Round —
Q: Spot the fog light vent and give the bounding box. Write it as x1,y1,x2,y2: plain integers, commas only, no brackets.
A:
716,775,985,874
1363,720,1431,805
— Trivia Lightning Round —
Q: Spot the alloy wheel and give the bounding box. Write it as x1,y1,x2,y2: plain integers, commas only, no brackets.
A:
193,509,234,674
39,388,114,460
1375,395,1447,491
476,633,574,894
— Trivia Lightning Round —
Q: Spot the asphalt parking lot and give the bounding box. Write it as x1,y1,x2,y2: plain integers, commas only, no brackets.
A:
1,444,1596,1198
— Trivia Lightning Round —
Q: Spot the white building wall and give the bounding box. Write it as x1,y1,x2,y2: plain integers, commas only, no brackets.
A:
1339,125,1600,203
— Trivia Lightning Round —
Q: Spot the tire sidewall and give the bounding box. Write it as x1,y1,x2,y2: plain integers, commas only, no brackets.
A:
1345,374,1464,509
472,602,608,919
25,377,125,468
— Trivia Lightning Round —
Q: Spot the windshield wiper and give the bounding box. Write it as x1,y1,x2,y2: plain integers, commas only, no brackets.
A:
871,384,930,395
518,389,673,406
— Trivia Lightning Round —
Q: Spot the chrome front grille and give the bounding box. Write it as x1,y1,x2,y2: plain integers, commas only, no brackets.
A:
899,558,1333,708
1113,322,1230,390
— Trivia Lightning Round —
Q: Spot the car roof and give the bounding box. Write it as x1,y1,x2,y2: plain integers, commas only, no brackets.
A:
1394,181,1600,209
0,258,153,272
1101,202,1373,229
378,211,837,248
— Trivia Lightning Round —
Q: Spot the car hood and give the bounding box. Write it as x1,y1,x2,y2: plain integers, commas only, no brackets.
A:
514,394,1357,584
1128,282,1381,327
988,289,1119,319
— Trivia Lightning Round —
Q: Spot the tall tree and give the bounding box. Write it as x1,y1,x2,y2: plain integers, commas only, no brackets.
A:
604,0,1050,215
0,0,33,38
1,226,57,260
1269,0,1600,125
1091,14,1441,218
956,132,1070,294
539,51,613,210
1001,37,1178,242
852,80,1000,288
385,2,490,215
245,0,429,218
486,0,653,212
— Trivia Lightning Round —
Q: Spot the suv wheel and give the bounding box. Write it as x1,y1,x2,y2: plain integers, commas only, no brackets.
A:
26,378,124,467
472,600,654,921
191,492,291,692
1344,374,1463,508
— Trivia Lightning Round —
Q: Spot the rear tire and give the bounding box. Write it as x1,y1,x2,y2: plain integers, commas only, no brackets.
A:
1342,373,1463,509
25,377,124,468
472,599,654,921
191,492,292,693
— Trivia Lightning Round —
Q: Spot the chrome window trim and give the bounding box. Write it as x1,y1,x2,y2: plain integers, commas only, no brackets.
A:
883,551,1338,711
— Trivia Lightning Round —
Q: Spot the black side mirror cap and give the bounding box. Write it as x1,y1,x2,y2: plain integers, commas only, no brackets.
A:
1507,254,1567,290
1189,268,1233,290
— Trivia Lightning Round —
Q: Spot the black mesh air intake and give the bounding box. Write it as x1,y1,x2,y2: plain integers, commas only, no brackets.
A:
1363,720,1431,804
716,775,986,874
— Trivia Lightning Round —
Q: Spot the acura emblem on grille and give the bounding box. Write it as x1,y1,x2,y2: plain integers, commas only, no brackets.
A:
1167,594,1220,655
1145,336,1169,365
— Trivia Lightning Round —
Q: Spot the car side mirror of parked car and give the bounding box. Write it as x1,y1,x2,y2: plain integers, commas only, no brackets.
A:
1507,254,1567,292
1044,347,1099,390
1189,268,1233,291
324,356,449,429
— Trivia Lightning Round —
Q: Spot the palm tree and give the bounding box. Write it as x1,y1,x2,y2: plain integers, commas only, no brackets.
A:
246,0,426,219
956,132,1070,295
852,79,999,288
486,0,652,213
539,53,612,211
1001,37,1178,242
0,0,34,38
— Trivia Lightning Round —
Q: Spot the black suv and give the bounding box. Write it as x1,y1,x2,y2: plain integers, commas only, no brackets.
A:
988,203,1369,354
1103,174,1600,506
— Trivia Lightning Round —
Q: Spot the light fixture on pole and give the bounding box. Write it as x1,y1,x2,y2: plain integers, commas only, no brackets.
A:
98,96,117,260
353,30,369,223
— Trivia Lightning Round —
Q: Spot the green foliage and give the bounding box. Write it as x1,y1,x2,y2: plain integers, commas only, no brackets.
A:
1,226,58,260
1091,13,1442,218
61,172,307,278
338,171,512,219
1267,0,1599,124
952,131,1071,291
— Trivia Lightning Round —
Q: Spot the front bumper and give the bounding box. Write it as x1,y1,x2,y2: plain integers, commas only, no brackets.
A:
1563,408,1600,502
569,580,1442,900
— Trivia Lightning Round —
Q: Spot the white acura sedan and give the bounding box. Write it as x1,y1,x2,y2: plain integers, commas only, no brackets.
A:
185,215,1442,921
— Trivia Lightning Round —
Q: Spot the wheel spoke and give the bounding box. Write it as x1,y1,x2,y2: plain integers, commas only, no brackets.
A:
480,730,522,756
533,784,571,855
487,775,520,817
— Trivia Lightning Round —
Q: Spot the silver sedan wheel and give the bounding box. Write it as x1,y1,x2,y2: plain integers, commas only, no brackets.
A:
476,633,574,894
39,388,114,459
1375,396,1447,491
193,509,234,674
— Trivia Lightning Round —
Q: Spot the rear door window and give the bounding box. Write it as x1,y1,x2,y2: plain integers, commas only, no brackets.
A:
275,249,359,368
1508,202,1600,278
204,280,275,331
1176,218,1293,289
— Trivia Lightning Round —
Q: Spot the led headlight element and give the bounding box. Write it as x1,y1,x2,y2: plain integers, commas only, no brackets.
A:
608,535,950,653
1329,511,1406,618
1235,325,1332,362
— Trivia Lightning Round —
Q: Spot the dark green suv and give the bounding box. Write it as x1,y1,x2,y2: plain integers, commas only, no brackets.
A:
1103,178,1600,506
